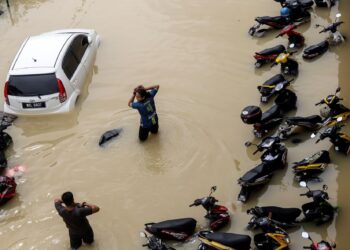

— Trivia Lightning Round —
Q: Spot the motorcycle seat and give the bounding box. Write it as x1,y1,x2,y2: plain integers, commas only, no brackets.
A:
256,16,286,24
240,163,270,182
206,232,251,249
256,45,286,56
259,206,302,222
261,105,281,123
286,115,322,125
145,218,196,234
304,41,329,54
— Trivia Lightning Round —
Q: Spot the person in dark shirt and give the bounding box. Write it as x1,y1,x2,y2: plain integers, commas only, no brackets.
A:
128,84,160,141
54,191,100,249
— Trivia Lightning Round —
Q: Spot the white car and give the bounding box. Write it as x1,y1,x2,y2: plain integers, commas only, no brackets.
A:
4,29,100,115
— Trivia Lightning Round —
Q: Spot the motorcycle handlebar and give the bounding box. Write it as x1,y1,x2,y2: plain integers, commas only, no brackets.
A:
253,148,260,155
316,139,321,144
300,193,307,196
189,203,197,207
142,244,148,247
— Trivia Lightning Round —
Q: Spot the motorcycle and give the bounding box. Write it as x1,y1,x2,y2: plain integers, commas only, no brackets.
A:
277,114,323,140
272,45,299,76
250,217,291,250
144,218,197,241
301,231,336,250
140,232,176,250
315,87,350,124
197,230,252,250
248,5,310,38
314,0,337,8
257,74,293,103
254,45,286,68
276,24,305,48
241,89,297,138
292,150,331,181
189,186,230,231
316,13,345,46
238,137,287,202
275,0,314,9
247,206,301,229
303,13,345,59
299,181,336,224
0,176,17,206
312,123,350,155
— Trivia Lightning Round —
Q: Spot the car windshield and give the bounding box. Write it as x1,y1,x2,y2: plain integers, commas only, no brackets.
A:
8,74,58,97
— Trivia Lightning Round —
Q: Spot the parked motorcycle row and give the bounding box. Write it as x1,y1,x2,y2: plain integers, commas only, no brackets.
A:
0,112,16,206
139,1,346,249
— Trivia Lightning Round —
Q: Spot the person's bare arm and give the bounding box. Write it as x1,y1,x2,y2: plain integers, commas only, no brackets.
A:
82,202,100,214
144,85,159,91
128,92,136,107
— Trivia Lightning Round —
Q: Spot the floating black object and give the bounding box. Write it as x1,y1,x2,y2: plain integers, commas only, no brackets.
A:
99,128,122,146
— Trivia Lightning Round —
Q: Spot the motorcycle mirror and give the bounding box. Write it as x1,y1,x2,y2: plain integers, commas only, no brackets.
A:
300,181,307,188
336,87,341,93
140,232,147,238
245,141,252,147
311,133,316,138
336,13,342,18
211,186,217,192
337,117,343,122
302,232,309,239
323,184,328,191
331,242,337,248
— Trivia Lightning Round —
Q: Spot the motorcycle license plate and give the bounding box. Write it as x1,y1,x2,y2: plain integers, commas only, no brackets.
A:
261,96,268,102
22,102,46,109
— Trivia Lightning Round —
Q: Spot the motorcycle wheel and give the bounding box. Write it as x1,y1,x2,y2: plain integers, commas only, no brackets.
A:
198,243,211,250
255,61,263,68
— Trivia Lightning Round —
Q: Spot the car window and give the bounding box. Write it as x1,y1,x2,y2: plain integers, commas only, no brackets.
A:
8,74,58,97
70,35,89,63
62,49,79,80
61,35,89,80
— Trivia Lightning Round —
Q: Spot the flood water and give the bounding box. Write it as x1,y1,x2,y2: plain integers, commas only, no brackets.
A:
0,0,349,249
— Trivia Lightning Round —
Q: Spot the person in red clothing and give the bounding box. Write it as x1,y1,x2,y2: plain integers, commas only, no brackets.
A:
54,192,100,250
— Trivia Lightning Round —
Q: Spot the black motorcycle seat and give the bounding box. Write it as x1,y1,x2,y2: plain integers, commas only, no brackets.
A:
256,45,286,56
286,0,314,8
261,105,281,123
145,218,197,234
240,163,270,182
256,16,286,23
304,41,329,54
259,206,302,222
206,232,251,249
263,74,286,86
286,115,322,125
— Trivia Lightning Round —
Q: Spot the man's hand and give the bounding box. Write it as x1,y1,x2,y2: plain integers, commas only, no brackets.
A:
54,198,63,203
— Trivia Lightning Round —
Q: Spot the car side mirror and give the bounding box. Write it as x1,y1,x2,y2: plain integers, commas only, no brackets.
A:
302,232,309,239
88,36,92,44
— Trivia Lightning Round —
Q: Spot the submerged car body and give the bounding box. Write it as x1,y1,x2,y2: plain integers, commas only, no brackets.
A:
4,29,100,115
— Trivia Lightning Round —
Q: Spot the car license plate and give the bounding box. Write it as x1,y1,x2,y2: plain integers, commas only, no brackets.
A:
22,102,46,109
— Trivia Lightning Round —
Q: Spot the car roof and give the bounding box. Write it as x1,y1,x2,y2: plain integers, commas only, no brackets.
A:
12,33,73,71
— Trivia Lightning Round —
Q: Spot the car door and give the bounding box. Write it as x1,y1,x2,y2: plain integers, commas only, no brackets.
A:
62,35,88,90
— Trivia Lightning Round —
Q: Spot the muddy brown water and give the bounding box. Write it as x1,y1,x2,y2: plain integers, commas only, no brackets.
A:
0,0,349,249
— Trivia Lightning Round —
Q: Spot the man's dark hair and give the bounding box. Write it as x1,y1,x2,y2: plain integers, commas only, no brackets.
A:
62,191,74,206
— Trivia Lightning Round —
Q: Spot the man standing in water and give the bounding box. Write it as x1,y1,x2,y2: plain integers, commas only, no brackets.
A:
128,84,160,141
54,192,100,250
